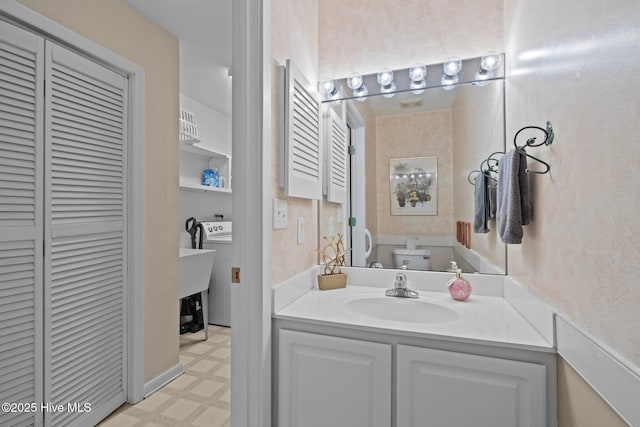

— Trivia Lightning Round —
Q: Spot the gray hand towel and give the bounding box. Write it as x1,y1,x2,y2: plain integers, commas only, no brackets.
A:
519,152,531,225
488,176,497,220
473,172,490,233
497,149,531,244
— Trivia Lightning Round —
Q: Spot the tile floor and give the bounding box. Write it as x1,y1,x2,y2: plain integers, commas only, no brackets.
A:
99,325,231,427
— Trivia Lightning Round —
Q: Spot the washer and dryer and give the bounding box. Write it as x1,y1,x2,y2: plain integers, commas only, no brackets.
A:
200,221,232,327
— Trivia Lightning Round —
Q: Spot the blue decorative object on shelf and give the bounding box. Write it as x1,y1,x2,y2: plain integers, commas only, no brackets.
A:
202,168,219,187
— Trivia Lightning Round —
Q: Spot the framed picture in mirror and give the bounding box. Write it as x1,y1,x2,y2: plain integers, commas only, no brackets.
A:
390,156,437,215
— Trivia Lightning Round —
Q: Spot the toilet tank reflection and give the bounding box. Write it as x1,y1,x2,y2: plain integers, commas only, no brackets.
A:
379,244,475,272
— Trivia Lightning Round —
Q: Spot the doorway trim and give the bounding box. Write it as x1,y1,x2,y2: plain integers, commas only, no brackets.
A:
0,0,146,403
231,0,272,425
345,103,367,267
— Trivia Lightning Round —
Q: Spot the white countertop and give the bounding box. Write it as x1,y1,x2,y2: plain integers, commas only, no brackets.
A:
274,285,554,353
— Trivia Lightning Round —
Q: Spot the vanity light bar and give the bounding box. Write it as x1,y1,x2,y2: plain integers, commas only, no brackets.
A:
318,53,505,103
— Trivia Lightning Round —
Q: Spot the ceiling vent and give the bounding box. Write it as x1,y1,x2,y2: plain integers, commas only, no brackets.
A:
399,98,424,109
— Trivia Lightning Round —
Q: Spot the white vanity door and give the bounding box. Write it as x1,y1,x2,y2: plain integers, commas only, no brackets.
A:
397,345,546,427
278,329,391,427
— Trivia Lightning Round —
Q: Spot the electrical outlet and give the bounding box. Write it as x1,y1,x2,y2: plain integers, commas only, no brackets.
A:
297,217,305,244
273,198,288,229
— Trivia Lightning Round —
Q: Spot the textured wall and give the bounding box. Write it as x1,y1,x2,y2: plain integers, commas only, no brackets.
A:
504,0,640,369
318,0,503,78
451,81,506,272
16,0,181,382
375,111,454,237
271,0,319,285
505,0,638,423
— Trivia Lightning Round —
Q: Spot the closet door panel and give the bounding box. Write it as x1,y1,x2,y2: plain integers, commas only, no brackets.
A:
0,20,44,427
44,42,127,426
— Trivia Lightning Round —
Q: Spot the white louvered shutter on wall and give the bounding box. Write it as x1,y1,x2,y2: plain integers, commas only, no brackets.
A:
0,20,44,427
324,108,348,204
44,42,127,426
280,59,322,199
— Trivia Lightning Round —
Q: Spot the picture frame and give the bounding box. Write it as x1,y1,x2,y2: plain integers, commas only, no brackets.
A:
390,156,437,216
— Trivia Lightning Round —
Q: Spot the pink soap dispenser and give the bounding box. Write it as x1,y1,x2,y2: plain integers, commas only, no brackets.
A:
447,269,472,301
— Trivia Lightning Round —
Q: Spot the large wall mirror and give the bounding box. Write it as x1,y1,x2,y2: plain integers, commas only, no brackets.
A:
319,78,506,275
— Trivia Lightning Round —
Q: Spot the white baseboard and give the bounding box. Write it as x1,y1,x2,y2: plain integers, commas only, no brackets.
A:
556,315,640,426
142,363,184,399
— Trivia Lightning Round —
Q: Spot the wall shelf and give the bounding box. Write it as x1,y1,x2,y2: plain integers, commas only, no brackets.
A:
179,180,232,194
180,143,230,160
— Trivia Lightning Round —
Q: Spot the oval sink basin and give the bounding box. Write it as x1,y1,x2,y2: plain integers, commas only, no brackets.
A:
344,297,459,324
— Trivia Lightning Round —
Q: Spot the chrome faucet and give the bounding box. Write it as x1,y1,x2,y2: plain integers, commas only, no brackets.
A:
385,267,419,298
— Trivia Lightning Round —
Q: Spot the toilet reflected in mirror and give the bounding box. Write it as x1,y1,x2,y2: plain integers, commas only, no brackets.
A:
392,248,432,271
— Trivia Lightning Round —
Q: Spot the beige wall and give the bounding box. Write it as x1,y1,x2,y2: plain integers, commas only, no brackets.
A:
318,0,503,78
504,0,639,423
557,357,628,427
17,0,180,382
452,81,506,271
375,111,454,237
504,0,640,367
271,0,320,285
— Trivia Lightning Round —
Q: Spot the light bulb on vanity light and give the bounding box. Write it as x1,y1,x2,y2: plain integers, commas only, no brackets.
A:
409,64,427,94
443,57,462,76
347,73,363,90
377,68,396,97
320,78,341,101
480,51,501,72
473,68,492,86
441,73,458,90
347,73,368,100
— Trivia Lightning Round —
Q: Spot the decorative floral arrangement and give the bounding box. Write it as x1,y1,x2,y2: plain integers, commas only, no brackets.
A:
316,233,348,290
317,233,346,275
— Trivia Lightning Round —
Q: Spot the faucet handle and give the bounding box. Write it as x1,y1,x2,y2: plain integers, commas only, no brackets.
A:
395,272,407,289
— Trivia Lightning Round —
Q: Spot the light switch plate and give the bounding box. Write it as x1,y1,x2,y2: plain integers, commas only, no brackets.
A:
297,217,305,244
273,198,288,229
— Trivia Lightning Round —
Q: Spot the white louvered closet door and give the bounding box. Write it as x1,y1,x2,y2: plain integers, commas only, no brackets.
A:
43,42,127,426
324,108,348,204
0,20,44,427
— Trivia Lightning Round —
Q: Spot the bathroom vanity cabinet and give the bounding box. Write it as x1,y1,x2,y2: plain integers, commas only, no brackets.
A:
278,330,391,427
274,323,551,427
396,345,546,427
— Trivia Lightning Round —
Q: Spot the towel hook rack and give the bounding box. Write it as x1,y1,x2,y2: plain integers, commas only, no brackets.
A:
467,150,505,185
467,169,482,185
513,121,554,174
